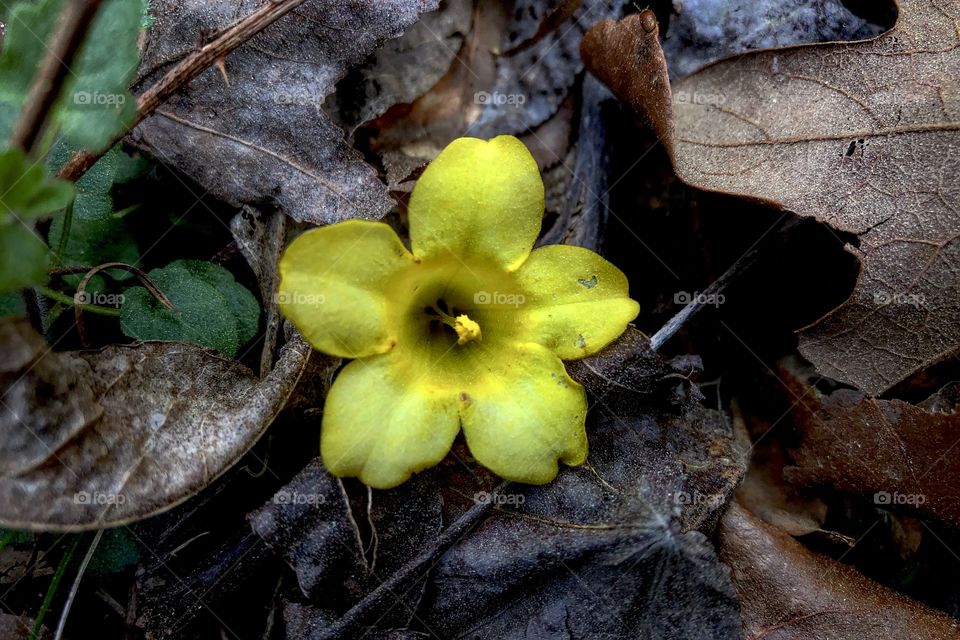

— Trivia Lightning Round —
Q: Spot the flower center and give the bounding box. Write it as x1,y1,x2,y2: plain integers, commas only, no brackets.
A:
425,299,482,346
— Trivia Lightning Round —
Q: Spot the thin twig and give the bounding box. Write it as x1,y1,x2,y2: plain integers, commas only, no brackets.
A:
36,285,120,316
74,261,177,346
53,529,104,640
648,215,801,352
317,481,509,640
10,0,105,154
58,0,310,182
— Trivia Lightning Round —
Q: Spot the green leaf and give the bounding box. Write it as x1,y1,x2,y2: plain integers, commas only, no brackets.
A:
47,144,139,275
0,529,35,549
113,151,151,184
0,0,144,150
0,0,59,111
0,147,75,221
120,260,260,358
0,224,49,291
141,0,155,29
87,529,140,577
188,260,260,346
59,0,142,150
0,147,70,292
0,104,18,144
0,0,60,144
0,292,27,317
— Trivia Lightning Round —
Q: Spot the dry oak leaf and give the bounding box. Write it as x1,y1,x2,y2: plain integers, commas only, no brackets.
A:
0,318,309,531
582,1,960,396
720,502,960,640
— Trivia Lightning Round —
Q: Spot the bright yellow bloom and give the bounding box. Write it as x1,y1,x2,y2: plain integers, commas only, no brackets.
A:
278,136,639,488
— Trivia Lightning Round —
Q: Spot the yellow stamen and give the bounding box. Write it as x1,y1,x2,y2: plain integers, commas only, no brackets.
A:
434,306,482,345
453,314,482,345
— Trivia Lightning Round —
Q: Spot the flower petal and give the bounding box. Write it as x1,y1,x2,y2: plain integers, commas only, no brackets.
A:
408,136,543,271
321,354,460,489
278,221,414,358
460,342,587,484
515,244,639,359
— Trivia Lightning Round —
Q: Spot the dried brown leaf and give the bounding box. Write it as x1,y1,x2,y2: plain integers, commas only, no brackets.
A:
719,502,960,639
780,362,960,528
328,0,473,131
582,1,960,395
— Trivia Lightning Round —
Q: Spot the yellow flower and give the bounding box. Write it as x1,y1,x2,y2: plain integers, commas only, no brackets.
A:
278,136,639,488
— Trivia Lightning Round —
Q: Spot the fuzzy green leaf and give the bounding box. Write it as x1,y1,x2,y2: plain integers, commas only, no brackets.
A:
0,0,143,150
47,145,139,275
0,147,75,221
0,224,49,291
59,0,142,150
120,260,260,358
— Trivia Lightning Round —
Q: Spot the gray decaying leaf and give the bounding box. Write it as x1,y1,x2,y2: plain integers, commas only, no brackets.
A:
417,417,742,640
250,461,443,633
535,75,614,251
249,334,747,638
0,613,35,639
132,0,439,225
369,0,627,180
249,459,368,604
230,206,287,377
0,318,309,530
720,502,960,639
662,0,884,78
469,0,630,137
328,0,473,131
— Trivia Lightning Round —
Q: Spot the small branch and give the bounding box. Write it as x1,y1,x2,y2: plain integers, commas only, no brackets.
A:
36,285,120,316
648,215,801,352
317,482,509,640
10,0,105,154
58,0,310,181
74,261,177,346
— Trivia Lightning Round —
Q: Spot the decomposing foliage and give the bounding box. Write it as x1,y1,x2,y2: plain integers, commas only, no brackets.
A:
1,0,958,637
0,318,309,530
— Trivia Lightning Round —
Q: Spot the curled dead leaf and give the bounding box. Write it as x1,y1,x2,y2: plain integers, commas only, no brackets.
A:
0,318,309,531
